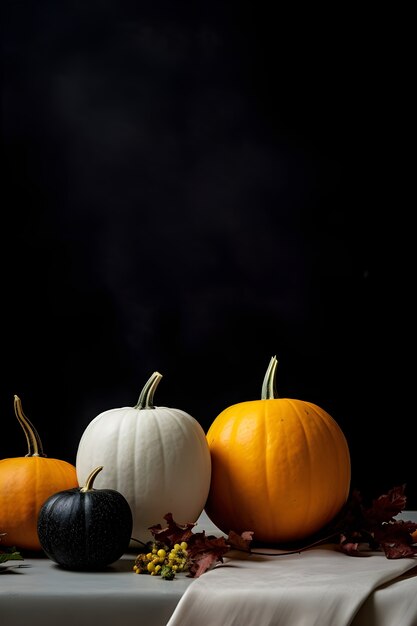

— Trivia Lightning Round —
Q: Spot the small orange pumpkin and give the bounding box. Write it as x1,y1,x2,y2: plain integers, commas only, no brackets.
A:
205,356,351,544
0,395,79,551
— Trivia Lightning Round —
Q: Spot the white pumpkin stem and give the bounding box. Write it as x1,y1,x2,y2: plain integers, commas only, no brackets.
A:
80,466,103,492
13,395,47,457
135,371,163,409
261,355,279,400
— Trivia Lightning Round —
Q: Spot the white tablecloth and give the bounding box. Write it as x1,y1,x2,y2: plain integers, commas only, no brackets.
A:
1,511,416,626
167,544,417,626
166,510,417,626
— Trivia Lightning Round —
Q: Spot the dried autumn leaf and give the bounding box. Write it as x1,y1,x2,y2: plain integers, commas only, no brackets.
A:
147,513,254,578
188,551,224,578
148,513,195,546
336,485,417,559
363,484,408,526
187,533,232,577
339,535,360,556
227,530,254,552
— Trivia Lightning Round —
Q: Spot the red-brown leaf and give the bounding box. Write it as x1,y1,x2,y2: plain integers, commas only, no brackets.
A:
148,512,195,545
188,552,223,578
147,513,254,578
227,530,254,552
363,485,408,526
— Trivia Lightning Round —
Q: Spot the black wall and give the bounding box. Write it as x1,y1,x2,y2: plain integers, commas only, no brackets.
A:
2,3,415,508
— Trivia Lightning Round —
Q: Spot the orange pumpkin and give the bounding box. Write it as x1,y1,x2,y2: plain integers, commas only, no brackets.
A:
205,356,351,544
0,395,79,551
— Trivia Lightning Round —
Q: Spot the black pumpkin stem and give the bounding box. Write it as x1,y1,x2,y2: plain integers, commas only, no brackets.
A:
13,395,47,458
135,371,163,410
261,355,279,400
80,466,104,492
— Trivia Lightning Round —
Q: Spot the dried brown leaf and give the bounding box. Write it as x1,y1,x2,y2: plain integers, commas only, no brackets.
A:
148,513,253,578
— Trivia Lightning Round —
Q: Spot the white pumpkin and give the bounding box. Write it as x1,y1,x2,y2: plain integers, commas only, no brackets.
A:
75,371,212,544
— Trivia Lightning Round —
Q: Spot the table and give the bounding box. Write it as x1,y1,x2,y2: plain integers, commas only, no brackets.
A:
1,511,417,626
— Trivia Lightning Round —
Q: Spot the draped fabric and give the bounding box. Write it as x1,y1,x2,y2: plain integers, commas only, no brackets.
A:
166,545,417,626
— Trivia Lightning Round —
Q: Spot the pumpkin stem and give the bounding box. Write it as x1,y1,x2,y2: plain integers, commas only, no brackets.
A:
261,355,279,400
134,371,163,410
80,466,104,492
13,395,47,457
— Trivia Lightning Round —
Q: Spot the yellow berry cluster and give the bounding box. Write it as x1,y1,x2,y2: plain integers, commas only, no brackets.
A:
133,541,189,580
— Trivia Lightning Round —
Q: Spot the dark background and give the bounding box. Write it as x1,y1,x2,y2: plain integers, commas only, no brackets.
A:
2,3,415,508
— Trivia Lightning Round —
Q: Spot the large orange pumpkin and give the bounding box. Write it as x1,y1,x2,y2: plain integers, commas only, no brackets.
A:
205,356,351,544
0,396,79,551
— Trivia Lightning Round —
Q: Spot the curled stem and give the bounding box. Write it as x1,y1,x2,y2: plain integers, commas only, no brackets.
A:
14,395,46,457
135,371,163,410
